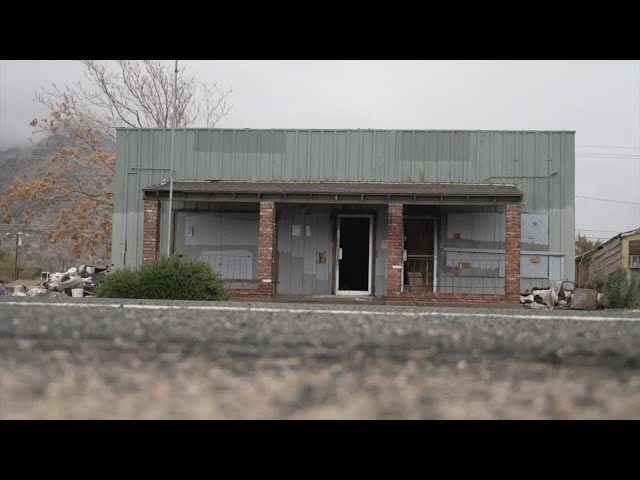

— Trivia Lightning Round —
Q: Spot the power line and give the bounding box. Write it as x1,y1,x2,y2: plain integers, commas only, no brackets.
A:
577,153,640,159
0,146,60,150
575,195,639,205
577,144,640,150
575,228,622,233
0,155,56,159
576,234,612,239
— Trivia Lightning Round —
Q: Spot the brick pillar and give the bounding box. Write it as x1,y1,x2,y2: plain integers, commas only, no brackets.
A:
143,200,161,264
257,201,276,297
387,203,404,297
505,204,522,301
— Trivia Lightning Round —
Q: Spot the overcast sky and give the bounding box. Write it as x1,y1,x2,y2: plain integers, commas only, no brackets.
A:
0,60,639,239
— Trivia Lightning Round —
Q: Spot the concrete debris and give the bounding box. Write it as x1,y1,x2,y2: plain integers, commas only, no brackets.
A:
535,287,558,308
27,287,48,297
520,294,534,304
570,288,598,310
10,284,29,296
0,266,109,297
41,264,110,297
520,281,601,310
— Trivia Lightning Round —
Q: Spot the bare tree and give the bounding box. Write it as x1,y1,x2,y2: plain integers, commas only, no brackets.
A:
35,60,232,144
2,60,231,260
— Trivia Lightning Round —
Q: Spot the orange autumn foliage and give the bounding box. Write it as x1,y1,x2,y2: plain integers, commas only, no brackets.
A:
1,60,231,261
2,100,114,259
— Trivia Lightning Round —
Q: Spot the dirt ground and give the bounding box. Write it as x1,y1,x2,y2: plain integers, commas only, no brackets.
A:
2,350,639,419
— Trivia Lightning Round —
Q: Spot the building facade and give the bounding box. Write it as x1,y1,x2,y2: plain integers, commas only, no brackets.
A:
575,228,640,287
113,129,575,304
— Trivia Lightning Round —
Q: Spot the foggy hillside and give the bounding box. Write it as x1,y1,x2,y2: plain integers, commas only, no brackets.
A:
0,134,112,276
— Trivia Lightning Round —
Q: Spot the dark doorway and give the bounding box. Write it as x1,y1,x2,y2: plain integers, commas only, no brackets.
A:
403,218,435,293
337,216,371,293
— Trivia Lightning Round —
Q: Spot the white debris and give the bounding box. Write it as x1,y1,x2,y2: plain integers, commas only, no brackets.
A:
521,280,590,309
520,294,534,304
41,263,110,297
27,287,48,297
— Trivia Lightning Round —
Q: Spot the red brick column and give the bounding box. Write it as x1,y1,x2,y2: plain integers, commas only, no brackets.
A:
505,204,522,301
257,201,276,297
387,203,404,297
143,200,161,264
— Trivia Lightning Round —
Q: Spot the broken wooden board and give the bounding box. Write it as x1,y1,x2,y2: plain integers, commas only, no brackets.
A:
570,288,598,310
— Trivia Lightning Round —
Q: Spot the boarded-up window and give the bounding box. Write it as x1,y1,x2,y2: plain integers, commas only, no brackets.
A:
446,212,505,249
521,214,549,251
184,212,257,247
177,211,258,280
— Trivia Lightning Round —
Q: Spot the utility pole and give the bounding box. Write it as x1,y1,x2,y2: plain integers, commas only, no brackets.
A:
167,60,178,256
5,232,28,281
15,233,19,280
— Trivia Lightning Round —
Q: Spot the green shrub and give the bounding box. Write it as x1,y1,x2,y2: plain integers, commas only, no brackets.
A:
600,268,640,309
586,263,606,292
95,267,141,299
623,272,640,308
96,256,228,301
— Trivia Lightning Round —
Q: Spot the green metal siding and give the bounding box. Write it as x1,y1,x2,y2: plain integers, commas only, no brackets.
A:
112,128,575,283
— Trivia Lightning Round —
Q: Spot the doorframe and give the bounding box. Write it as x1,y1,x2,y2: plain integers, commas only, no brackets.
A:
335,213,374,296
402,214,438,294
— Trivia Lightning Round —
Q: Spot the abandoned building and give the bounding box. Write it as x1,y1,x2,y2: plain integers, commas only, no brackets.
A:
112,129,575,304
575,228,640,287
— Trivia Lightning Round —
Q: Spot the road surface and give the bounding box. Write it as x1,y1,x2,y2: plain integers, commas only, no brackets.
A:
1,297,640,419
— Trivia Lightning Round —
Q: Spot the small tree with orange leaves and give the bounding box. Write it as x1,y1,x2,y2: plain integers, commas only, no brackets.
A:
1,60,231,261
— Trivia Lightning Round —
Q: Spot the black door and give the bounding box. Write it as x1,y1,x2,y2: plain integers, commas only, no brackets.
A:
338,216,370,292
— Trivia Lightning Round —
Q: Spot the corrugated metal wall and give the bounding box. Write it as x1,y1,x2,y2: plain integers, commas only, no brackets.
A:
275,204,387,296
276,204,333,296
113,129,575,284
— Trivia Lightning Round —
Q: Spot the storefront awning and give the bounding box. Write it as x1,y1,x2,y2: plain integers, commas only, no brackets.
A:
143,181,523,205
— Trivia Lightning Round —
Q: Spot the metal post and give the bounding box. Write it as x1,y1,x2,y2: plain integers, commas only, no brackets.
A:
14,233,19,281
166,60,179,256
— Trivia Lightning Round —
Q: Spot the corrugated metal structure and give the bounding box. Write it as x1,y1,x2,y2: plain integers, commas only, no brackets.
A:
114,129,575,295
575,228,640,286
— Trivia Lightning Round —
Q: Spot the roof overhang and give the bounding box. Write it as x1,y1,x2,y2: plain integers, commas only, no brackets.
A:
142,181,523,206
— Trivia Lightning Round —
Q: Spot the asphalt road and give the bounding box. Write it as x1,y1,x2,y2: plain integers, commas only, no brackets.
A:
1,297,640,419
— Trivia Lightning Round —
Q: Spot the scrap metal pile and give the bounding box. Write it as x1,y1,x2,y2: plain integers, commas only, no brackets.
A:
520,281,600,310
8,264,110,297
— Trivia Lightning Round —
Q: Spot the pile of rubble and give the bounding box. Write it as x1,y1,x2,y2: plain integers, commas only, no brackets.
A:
520,281,600,310
8,264,110,298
